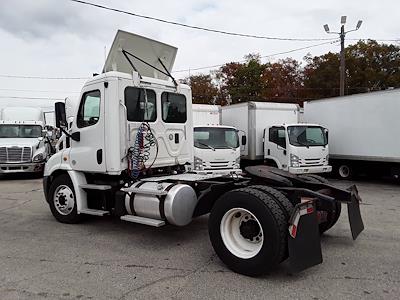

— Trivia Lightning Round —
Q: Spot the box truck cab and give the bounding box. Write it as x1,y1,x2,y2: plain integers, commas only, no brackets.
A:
265,123,331,174
221,102,331,175
0,107,50,173
192,104,241,173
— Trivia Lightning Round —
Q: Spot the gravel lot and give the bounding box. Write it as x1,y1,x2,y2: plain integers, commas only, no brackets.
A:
0,175,399,299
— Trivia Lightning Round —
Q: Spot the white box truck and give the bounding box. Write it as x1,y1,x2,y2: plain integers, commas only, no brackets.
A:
43,30,363,276
0,107,51,174
303,89,400,179
191,104,242,174
221,102,332,175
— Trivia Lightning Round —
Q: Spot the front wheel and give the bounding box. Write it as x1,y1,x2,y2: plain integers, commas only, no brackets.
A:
209,188,287,276
48,174,82,224
337,164,353,179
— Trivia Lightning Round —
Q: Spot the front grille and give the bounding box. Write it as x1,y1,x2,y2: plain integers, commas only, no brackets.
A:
0,146,32,163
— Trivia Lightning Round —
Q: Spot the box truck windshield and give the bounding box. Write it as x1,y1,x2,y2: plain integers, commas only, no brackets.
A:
194,127,239,150
0,124,42,138
287,126,327,147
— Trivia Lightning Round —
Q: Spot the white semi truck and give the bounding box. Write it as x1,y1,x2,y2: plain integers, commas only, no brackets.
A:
43,30,364,276
221,102,332,176
0,107,52,174
303,89,400,179
192,104,242,174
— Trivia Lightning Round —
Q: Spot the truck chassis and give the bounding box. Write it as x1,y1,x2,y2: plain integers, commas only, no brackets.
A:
43,165,363,276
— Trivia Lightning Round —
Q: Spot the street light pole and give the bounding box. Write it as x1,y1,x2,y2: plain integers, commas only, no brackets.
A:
324,17,362,96
340,24,345,96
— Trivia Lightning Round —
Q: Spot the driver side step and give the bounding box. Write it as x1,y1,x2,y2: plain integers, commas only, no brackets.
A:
120,215,165,227
79,208,109,216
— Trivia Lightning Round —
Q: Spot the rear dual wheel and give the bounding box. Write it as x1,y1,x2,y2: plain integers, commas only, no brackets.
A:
209,187,290,276
298,174,341,234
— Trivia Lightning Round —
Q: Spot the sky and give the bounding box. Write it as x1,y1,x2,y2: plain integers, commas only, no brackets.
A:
0,0,399,109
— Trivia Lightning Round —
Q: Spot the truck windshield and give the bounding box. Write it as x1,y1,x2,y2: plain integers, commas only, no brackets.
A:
194,127,239,149
0,125,42,138
287,126,327,147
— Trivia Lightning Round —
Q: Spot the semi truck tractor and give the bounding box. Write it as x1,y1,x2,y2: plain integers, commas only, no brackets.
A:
0,107,51,174
303,89,400,179
221,102,332,176
43,30,364,276
191,104,242,174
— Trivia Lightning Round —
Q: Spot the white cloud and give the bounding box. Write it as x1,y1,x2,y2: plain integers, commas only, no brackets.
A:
0,0,399,107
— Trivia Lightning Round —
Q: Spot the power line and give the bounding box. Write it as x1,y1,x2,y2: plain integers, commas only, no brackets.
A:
0,88,79,93
0,74,88,80
173,40,340,73
0,96,65,100
69,0,335,42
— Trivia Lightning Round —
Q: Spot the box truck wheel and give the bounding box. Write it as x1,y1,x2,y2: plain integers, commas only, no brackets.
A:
338,164,353,179
209,188,287,276
48,174,82,224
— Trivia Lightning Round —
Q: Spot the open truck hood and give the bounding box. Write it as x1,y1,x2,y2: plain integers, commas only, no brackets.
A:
102,30,177,80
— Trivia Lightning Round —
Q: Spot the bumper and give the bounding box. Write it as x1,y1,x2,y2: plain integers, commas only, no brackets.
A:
289,165,332,175
194,168,243,175
0,162,45,174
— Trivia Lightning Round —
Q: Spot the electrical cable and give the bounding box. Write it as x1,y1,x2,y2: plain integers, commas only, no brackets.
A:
69,0,335,42
173,40,340,73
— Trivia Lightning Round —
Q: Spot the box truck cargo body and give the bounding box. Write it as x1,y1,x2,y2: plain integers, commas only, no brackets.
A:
192,104,241,174
221,102,331,174
303,89,400,178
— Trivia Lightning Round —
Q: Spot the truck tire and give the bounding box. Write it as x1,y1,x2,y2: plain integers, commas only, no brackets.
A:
248,185,294,219
209,188,287,276
337,164,353,179
318,196,342,234
298,175,341,234
298,174,329,184
48,174,82,224
248,186,294,261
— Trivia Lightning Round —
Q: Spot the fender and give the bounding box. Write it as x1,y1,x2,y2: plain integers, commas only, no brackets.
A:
264,156,283,169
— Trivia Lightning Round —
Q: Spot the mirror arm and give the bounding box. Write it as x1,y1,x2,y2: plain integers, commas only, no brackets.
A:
60,128,80,142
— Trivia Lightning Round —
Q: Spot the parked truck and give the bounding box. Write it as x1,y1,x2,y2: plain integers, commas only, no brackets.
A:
0,107,52,174
191,104,242,174
221,102,332,176
303,89,400,179
44,30,363,276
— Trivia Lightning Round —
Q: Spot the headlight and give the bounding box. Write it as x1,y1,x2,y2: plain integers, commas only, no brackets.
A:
234,156,241,168
194,156,203,170
33,153,45,162
290,154,300,167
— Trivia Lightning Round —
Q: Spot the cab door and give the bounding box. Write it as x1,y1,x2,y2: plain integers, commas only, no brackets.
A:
159,91,191,165
69,83,106,172
266,126,289,170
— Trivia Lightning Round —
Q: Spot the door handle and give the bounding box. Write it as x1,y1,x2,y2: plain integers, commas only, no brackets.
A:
174,133,179,144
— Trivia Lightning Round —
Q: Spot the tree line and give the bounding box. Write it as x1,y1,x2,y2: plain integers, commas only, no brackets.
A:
181,40,400,105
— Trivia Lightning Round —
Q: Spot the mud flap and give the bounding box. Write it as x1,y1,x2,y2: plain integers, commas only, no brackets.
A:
288,201,322,273
347,185,364,240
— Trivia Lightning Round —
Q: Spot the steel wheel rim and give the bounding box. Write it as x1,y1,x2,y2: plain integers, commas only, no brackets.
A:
339,165,350,178
53,185,75,215
220,208,264,259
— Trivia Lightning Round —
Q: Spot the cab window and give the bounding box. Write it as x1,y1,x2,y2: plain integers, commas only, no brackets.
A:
269,126,286,148
161,92,187,123
125,87,156,122
77,90,101,128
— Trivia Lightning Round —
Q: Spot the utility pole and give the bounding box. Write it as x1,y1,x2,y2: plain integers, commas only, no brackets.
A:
324,17,363,96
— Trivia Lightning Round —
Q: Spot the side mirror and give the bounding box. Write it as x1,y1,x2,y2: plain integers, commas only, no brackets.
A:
37,137,44,142
241,135,247,146
324,128,329,144
55,102,67,128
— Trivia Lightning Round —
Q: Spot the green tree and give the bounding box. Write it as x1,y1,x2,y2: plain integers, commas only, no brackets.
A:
181,74,219,104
